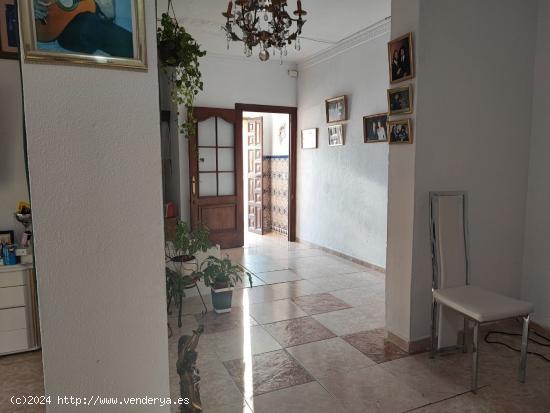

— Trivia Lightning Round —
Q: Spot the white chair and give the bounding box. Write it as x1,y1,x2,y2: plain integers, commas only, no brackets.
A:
429,191,534,393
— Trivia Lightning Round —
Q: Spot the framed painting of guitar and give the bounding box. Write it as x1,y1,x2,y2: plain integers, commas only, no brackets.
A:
19,0,147,70
0,0,18,59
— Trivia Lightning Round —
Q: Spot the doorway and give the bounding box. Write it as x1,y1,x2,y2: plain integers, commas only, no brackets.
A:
239,104,297,242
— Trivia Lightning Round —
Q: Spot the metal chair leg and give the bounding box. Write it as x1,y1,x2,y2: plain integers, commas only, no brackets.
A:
519,315,530,383
430,299,437,358
472,322,480,393
196,283,208,315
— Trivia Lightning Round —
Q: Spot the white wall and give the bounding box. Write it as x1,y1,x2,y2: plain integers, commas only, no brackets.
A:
195,55,297,108
387,0,538,343
296,25,390,268
0,59,29,242
385,0,419,344
522,0,550,330
20,1,170,410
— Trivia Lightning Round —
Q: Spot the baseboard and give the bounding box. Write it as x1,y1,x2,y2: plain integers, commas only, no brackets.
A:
295,237,385,274
386,331,431,354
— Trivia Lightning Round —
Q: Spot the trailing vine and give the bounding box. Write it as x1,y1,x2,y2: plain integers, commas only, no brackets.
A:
157,10,206,138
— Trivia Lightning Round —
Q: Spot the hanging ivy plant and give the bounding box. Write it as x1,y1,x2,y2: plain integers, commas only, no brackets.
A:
157,9,206,139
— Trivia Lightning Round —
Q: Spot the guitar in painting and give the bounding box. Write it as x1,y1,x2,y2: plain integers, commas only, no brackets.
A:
34,0,97,42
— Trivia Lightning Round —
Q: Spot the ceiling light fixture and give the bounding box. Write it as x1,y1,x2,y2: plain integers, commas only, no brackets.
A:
222,0,307,62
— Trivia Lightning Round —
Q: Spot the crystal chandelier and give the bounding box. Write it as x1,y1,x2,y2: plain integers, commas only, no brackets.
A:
222,0,307,62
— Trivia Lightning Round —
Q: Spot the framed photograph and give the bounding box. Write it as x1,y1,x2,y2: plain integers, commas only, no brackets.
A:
19,0,147,70
0,0,18,59
363,113,388,143
325,95,347,123
328,124,344,147
0,230,14,244
301,128,318,149
388,119,413,144
388,32,414,84
388,85,413,115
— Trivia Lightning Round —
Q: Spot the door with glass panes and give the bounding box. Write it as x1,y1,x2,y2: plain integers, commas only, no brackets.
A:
189,107,243,248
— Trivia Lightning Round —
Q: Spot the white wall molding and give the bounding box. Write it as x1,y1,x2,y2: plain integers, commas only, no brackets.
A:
203,51,298,69
298,17,391,71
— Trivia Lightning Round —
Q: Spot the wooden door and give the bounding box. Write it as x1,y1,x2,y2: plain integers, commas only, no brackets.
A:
189,107,243,249
245,117,263,234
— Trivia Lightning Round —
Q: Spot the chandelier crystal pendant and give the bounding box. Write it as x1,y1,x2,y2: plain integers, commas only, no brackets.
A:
222,0,307,62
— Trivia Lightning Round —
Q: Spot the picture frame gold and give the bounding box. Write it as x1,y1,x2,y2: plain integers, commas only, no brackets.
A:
19,0,147,71
325,95,347,124
387,85,413,116
363,113,388,143
388,118,413,144
388,32,414,84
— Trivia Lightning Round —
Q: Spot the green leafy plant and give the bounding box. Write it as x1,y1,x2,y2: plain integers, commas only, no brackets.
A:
157,12,206,138
197,256,252,290
165,221,211,327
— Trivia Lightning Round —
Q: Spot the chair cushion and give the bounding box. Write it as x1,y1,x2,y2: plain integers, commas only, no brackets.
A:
433,285,534,323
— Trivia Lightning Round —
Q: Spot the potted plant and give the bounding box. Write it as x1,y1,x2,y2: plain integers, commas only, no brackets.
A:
196,256,252,314
166,221,211,327
157,6,206,138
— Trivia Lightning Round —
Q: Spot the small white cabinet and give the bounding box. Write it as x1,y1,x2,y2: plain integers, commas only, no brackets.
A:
0,264,40,356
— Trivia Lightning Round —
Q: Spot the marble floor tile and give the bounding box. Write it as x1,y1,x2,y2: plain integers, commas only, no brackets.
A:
381,353,470,403
223,349,314,396
196,308,257,335
256,269,304,284
342,328,409,364
202,401,253,413
235,274,267,288
313,305,385,336
248,299,307,324
287,337,376,379
331,287,385,307
291,293,352,315
305,274,362,292
318,365,430,413
264,316,336,348
210,325,282,362
0,351,44,411
252,381,347,413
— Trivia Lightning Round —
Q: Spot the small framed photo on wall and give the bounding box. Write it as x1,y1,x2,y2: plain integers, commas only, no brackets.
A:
0,0,18,59
0,230,14,244
388,32,414,84
301,128,318,149
388,119,413,144
363,113,388,143
328,124,344,146
387,85,413,115
325,95,347,123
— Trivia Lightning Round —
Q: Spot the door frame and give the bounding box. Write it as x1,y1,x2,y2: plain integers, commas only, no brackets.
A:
235,103,298,242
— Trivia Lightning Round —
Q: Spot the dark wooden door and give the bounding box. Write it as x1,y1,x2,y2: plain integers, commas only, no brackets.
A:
245,117,263,234
189,107,243,249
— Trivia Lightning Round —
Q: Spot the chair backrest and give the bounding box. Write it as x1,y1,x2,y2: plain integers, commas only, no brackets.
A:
429,192,470,290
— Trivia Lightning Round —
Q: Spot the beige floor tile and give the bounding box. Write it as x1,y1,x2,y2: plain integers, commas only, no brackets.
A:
331,287,385,307
249,299,308,324
211,325,282,362
313,305,385,336
318,365,430,412
287,337,376,379
256,269,304,284
252,381,347,413
381,353,470,403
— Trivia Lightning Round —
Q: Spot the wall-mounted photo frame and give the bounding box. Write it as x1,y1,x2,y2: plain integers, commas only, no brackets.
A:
0,0,18,59
301,128,318,149
19,0,147,70
0,230,15,244
387,85,413,115
388,118,413,144
388,32,414,84
363,113,388,143
325,95,347,124
328,124,344,146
